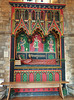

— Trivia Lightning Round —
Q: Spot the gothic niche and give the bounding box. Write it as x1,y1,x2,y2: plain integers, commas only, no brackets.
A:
15,28,60,65
49,29,60,63
30,28,45,52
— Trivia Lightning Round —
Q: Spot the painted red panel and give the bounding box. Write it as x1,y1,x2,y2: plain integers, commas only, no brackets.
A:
42,73,47,81
29,73,34,82
16,73,21,82
30,34,43,52
55,72,59,81
24,59,56,65
14,88,58,92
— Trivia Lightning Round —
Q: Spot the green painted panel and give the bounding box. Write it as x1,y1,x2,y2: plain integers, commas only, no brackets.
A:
23,73,27,82
20,54,25,59
63,88,67,96
17,33,29,52
44,35,56,52
49,73,53,81
48,54,54,59
36,73,40,81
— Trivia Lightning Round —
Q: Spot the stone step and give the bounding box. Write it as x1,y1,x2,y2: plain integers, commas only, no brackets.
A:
67,84,74,96
0,86,6,99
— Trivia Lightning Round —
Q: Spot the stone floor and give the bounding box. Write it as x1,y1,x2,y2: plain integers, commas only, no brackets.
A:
3,96,74,100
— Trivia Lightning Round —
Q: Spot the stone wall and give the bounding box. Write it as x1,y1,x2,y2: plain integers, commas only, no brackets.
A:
0,0,74,84
0,0,11,82
0,34,10,82
63,0,74,84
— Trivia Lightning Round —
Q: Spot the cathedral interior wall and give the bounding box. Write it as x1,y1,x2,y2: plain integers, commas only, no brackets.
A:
0,0,74,87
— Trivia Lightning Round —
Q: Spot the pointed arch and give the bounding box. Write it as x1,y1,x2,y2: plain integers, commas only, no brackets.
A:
55,72,59,81
49,28,59,38
30,28,44,52
48,20,62,36
25,10,28,20
15,10,19,19
15,28,30,53
42,73,47,81
44,33,56,52
14,18,29,35
29,73,34,82
40,11,44,20
47,11,51,21
32,10,35,20
16,28,27,38
49,73,53,81
36,73,40,82
48,28,60,59
55,11,60,21
16,73,21,82
32,28,45,38
23,73,27,82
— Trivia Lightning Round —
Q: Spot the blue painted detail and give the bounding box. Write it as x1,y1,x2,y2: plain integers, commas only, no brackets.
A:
15,65,60,67
47,73,48,81
48,88,50,90
43,88,45,90
11,92,59,98
61,37,64,58
27,53,46,59
9,2,65,9
23,89,25,91
53,88,55,90
38,89,40,91
33,89,35,91
28,89,30,91
18,89,20,91
11,37,14,58
17,53,56,59
61,61,65,81
10,61,14,82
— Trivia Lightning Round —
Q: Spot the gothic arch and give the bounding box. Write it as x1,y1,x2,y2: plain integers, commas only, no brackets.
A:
32,28,44,38
47,28,60,60
15,28,30,55
23,73,28,82
32,28,46,43
49,28,60,38
16,73,21,82
16,28,28,38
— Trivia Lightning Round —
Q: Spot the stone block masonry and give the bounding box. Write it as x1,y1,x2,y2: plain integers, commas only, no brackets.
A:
63,0,74,85
0,33,10,82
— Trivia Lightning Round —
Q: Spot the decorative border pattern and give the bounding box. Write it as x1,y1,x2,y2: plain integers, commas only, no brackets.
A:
9,2,66,9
